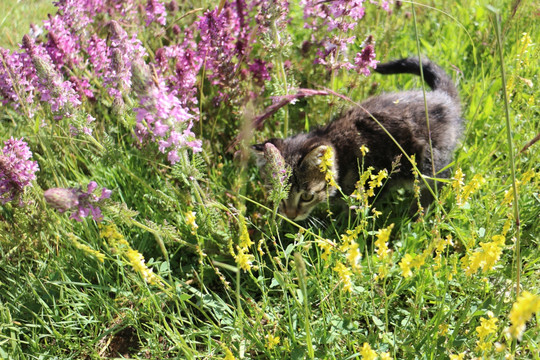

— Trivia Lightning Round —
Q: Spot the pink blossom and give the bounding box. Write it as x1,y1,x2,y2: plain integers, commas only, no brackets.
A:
44,181,111,222
0,137,39,204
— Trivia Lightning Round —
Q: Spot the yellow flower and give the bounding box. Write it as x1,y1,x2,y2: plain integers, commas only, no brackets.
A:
235,246,254,272
345,241,361,273
125,248,160,285
334,262,353,292
359,342,377,360
452,168,464,194
399,254,414,278
476,315,498,340
185,211,198,234
319,146,340,189
238,214,253,248
438,323,449,336
223,347,236,360
449,353,466,360
375,224,394,260
459,174,485,205
70,235,105,263
266,334,280,350
360,145,369,156
319,240,333,260
507,291,540,340
463,235,505,276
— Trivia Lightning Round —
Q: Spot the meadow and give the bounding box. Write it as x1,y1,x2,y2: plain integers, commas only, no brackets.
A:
0,0,538,359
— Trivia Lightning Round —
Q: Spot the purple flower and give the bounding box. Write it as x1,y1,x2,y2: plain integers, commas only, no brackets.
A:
354,37,379,76
132,59,201,162
146,0,167,26
44,181,111,222
22,35,81,116
0,48,38,117
0,137,39,204
249,59,271,85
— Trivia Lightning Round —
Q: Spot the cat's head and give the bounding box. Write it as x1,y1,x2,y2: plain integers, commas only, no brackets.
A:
253,136,338,221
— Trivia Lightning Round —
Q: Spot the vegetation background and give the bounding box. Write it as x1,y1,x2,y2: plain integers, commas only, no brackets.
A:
0,0,538,359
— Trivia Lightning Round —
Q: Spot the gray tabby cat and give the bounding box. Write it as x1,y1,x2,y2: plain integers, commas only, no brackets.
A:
254,58,463,221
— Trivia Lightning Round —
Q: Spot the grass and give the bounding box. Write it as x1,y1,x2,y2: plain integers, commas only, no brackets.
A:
0,0,539,359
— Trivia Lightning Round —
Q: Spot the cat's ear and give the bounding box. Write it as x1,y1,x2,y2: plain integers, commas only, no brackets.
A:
302,145,333,169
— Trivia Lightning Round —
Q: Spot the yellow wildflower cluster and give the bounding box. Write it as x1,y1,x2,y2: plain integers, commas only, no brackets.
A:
359,343,389,360
185,210,198,234
319,146,340,189
374,224,394,281
475,313,498,352
232,214,255,272
375,224,394,260
69,234,105,263
506,291,540,340
399,252,426,278
453,168,485,206
266,334,280,350
433,235,454,270
367,169,388,197
333,262,353,292
100,224,161,285
462,235,505,276
360,144,369,156
502,169,535,206
223,346,236,360
340,224,364,273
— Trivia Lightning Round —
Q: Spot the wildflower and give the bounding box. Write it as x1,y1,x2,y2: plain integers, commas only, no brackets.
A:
185,211,198,234
238,214,253,248
359,342,377,360
125,248,160,285
319,146,340,189
318,240,333,260
101,224,161,285
375,223,394,260
399,254,414,278
449,353,466,360
506,291,540,340
44,181,111,222
458,174,485,205
145,0,167,26
263,142,291,205
334,262,353,292
22,34,81,116
266,334,280,350
476,313,498,352
69,235,105,263
0,137,39,204
438,323,449,336
235,246,255,272
452,167,464,193
354,36,379,76
360,144,369,156
463,235,505,276
223,347,236,360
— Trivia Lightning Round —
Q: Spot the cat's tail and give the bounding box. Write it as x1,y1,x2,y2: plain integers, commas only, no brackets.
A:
374,57,459,103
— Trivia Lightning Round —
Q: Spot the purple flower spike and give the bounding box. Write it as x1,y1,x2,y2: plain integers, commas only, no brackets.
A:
44,181,111,222
0,137,40,205
354,36,379,76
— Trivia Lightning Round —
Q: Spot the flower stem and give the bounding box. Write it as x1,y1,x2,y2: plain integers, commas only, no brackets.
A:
493,11,521,298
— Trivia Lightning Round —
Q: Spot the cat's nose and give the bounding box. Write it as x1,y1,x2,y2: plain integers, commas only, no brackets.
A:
285,208,297,219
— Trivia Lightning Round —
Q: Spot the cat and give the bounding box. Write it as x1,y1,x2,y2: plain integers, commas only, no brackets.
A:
253,57,463,221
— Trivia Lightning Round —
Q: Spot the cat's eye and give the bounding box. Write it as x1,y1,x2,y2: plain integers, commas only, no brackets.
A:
300,192,314,202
